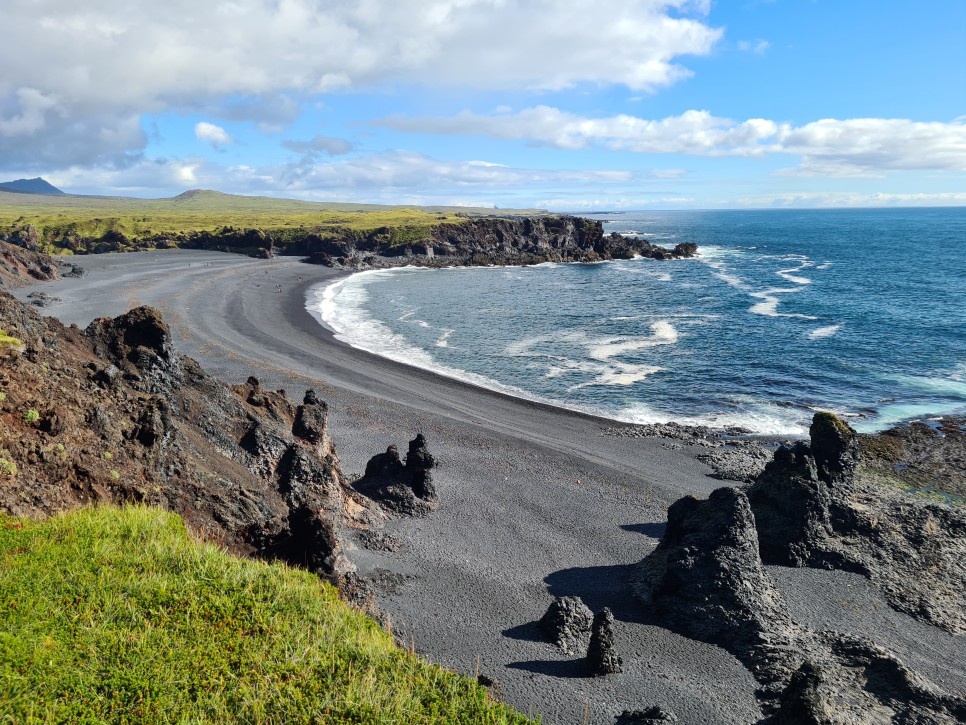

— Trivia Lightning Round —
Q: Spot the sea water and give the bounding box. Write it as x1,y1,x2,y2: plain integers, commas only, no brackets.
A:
311,208,966,436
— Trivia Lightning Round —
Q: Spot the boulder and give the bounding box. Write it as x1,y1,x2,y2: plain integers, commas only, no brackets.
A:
539,596,593,655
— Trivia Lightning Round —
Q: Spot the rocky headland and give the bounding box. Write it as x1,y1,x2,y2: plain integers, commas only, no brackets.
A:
296,216,698,269
1,215,697,269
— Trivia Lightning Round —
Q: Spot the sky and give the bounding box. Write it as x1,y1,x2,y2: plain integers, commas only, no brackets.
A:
1,0,964,210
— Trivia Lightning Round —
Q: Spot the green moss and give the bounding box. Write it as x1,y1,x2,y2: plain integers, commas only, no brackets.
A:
22,409,39,424
0,457,16,477
0,506,536,724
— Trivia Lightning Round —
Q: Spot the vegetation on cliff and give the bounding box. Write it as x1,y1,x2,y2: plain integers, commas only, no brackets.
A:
0,506,533,723
0,189,546,257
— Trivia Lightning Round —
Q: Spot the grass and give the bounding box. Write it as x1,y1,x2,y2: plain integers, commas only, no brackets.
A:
0,506,535,724
0,329,22,348
0,190,547,253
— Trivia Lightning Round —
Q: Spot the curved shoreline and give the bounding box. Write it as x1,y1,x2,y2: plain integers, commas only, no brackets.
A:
14,249,963,724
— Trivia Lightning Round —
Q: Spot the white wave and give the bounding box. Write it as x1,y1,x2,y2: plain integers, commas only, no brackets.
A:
808,323,844,340
414,319,430,328
571,363,663,389
816,262,833,270
310,275,540,402
696,248,750,290
777,264,813,285
589,321,679,360
435,329,454,348
748,288,818,319
617,402,809,437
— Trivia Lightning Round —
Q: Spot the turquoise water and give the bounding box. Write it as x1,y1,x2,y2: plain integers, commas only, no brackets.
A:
313,208,966,436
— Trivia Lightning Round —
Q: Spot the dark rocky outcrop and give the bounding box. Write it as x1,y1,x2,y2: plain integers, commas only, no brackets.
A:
353,434,438,515
0,291,380,583
634,487,802,686
1,214,698,268
586,608,622,676
767,635,966,724
634,412,966,718
859,416,966,499
749,413,966,634
539,596,593,655
0,239,59,288
300,216,698,270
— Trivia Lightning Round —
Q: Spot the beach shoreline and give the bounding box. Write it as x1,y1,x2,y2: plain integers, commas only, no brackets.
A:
13,249,963,724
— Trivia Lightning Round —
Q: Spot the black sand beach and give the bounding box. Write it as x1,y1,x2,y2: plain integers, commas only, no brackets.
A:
16,250,965,724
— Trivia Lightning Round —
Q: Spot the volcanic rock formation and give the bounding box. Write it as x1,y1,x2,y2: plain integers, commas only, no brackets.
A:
353,434,439,516
0,292,380,582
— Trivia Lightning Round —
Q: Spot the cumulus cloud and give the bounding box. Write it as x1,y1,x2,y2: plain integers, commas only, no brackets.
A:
378,108,966,174
194,122,233,148
272,150,634,194
0,0,720,169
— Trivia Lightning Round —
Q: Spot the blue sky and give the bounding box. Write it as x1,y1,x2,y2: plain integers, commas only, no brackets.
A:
1,0,964,209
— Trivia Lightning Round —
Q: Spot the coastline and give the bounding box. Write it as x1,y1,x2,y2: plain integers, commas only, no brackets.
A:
12,249,964,724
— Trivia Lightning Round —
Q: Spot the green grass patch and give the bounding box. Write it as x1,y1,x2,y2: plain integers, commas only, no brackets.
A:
0,506,535,724
0,190,546,251
0,329,22,348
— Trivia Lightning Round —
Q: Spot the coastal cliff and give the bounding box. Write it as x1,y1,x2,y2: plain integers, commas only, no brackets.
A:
1,215,698,268
295,216,698,269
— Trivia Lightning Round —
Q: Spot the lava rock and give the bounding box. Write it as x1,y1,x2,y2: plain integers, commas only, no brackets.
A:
354,435,438,515
747,442,833,567
586,608,622,676
810,412,859,488
634,487,800,683
539,596,593,655
292,389,329,448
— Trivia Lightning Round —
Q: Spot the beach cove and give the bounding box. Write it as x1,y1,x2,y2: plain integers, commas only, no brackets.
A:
13,248,965,724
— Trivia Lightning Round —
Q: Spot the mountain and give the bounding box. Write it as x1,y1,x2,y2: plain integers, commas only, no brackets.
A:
0,177,65,195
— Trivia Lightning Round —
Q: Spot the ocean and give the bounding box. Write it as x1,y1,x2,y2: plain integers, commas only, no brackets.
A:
311,208,966,436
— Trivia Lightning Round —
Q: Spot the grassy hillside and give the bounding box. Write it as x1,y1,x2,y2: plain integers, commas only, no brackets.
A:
0,506,535,724
0,190,547,253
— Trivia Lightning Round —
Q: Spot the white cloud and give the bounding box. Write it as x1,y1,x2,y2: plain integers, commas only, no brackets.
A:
194,122,233,148
0,0,721,169
378,108,966,174
737,39,770,54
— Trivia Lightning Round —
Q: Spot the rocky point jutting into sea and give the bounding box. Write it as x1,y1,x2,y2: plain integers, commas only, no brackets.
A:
1,220,964,724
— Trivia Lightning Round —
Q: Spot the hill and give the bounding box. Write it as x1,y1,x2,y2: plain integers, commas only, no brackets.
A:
0,177,65,195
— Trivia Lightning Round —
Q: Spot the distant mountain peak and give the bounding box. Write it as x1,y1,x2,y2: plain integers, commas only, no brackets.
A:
0,177,66,196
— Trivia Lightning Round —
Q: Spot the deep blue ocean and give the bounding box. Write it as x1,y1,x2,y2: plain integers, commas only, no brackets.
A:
312,208,966,436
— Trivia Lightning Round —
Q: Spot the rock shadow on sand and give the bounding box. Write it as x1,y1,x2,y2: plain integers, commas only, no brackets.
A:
505,657,589,679
620,522,666,539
